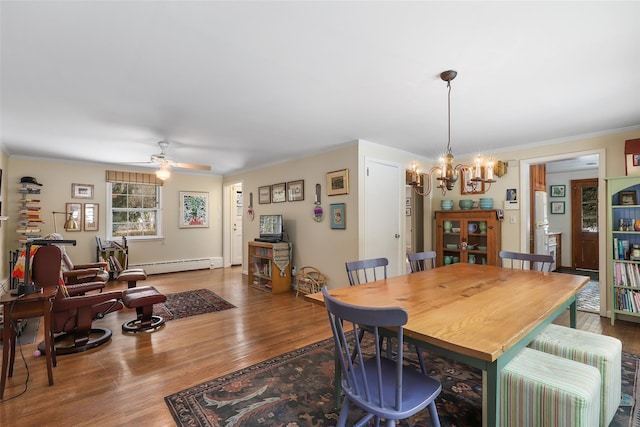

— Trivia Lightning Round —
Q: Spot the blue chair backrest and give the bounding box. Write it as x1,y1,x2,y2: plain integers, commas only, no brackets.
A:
499,250,554,272
322,287,407,412
407,251,437,272
345,257,388,285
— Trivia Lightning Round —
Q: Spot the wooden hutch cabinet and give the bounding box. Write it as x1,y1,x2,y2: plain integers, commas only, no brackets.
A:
435,210,502,267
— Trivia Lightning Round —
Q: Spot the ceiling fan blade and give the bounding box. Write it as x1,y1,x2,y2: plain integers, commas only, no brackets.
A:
175,162,211,171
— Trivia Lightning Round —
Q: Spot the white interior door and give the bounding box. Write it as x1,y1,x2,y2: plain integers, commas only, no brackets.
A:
364,159,403,276
231,185,243,265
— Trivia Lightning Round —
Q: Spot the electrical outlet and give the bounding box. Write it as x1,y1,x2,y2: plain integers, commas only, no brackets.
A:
510,215,517,224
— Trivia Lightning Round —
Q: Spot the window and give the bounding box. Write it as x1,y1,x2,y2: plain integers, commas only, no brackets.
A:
106,182,162,239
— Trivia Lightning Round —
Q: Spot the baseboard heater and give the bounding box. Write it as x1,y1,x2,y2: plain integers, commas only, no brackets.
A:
129,257,220,275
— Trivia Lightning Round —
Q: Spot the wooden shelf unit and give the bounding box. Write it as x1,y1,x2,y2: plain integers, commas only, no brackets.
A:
248,241,291,294
607,176,640,325
435,209,502,267
96,236,128,280
17,182,43,244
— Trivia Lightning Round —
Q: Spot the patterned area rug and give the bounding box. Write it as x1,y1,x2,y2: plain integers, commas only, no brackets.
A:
165,335,640,426
152,289,235,322
557,268,600,313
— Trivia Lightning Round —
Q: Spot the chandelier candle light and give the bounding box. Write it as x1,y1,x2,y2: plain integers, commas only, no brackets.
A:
410,70,500,197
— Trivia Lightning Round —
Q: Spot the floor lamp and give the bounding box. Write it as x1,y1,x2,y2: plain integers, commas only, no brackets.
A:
52,211,79,233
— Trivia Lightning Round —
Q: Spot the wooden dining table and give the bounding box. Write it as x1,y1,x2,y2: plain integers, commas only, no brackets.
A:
305,263,589,427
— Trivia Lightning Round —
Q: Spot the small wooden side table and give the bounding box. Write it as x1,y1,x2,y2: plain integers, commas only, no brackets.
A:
0,288,57,398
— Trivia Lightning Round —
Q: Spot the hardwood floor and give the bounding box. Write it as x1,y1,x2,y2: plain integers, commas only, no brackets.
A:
0,267,638,426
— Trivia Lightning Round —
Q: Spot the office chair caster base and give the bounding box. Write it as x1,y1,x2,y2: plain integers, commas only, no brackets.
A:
38,327,113,355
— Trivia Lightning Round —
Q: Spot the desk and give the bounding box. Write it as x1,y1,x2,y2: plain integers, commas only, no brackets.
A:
0,288,57,398
305,263,588,427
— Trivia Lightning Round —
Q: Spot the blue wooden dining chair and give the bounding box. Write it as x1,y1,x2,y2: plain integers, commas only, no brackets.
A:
345,257,427,374
499,250,554,272
407,251,437,273
345,257,388,285
322,287,442,427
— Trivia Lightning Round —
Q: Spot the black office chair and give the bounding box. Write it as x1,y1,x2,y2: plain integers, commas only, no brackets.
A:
322,287,442,427
407,251,437,272
499,250,554,272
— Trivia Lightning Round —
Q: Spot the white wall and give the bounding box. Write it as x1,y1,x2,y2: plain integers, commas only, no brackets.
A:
6,157,223,268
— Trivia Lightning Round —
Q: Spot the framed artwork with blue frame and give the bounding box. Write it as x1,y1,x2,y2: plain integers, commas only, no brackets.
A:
330,203,346,229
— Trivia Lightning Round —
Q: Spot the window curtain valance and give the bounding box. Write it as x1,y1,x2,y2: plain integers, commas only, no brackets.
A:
105,170,164,186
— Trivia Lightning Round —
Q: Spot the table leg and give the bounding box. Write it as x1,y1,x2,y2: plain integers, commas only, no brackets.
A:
484,362,500,427
569,299,577,328
43,300,54,385
1,310,11,398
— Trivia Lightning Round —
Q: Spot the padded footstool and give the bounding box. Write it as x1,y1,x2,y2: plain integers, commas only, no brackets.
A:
501,347,601,427
529,324,622,427
117,268,147,289
121,286,167,333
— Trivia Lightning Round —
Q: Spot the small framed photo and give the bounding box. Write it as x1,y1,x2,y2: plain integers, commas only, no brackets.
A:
620,190,638,205
550,185,565,198
506,188,517,201
634,154,640,167
271,183,286,203
330,203,346,229
405,207,411,216
258,185,271,204
72,183,94,199
327,169,349,196
550,201,565,214
83,203,99,231
66,202,82,231
287,180,304,202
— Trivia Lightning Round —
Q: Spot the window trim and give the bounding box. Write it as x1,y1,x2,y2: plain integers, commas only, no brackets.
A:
105,182,163,240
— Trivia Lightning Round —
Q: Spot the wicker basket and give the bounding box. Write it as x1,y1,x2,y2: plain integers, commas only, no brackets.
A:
295,266,327,297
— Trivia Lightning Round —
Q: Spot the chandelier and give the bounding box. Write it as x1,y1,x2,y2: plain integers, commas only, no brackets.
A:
410,70,500,196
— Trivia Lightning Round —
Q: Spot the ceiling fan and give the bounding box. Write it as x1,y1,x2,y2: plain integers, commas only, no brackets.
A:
149,141,211,180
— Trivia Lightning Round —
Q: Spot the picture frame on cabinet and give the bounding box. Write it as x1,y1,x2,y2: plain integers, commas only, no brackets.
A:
550,201,565,214
550,185,565,197
620,190,637,206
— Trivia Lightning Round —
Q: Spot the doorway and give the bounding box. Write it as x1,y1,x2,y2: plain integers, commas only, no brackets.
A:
222,181,244,268
520,149,606,316
571,178,599,270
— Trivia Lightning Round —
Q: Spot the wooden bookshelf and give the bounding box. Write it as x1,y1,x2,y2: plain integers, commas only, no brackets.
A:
247,241,291,294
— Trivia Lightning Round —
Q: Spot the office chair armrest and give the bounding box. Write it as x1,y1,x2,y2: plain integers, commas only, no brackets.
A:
66,281,105,296
54,291,123,311
72,262,108,270
63,268,103,278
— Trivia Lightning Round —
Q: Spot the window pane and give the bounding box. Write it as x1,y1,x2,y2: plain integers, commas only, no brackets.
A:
108,183,161,239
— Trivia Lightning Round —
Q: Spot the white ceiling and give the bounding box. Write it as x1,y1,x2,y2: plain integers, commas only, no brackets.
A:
1,1,639,176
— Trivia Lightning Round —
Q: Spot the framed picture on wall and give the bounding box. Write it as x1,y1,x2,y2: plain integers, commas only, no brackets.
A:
179,191,209,228
71,183,94,199
83,203,99,231
258,185,271,204
550,201,565,214
65,203,82,231
550,185,565,197
330,203,346,229
271,183,286,203
327,169,349,196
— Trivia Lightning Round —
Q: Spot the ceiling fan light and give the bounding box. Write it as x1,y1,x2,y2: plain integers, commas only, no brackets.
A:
156,165,171,180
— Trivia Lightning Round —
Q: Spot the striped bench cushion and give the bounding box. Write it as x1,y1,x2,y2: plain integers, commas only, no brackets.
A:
529,324,622,427
501,347,601,427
